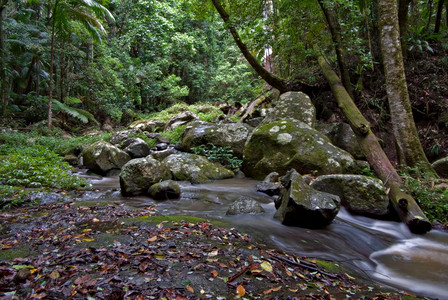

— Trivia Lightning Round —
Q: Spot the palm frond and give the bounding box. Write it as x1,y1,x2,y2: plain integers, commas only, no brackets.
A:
52,100,99,125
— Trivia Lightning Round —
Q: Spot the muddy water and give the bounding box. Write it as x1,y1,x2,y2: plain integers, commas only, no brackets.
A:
86,175,448,299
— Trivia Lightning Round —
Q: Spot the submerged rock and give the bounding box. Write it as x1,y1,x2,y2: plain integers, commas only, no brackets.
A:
81,141,131,175
119,157,171,196
274,169,340,228
243,120,357,179
148,180,181,200
162,153,234,184
311,174,390,217
226,196,265,215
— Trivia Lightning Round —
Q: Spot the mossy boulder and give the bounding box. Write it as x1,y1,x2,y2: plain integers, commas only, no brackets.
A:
162,153,234,183
243,120,357,180
119,157,171,196
316,122,364,159
148,180,181,200
81,141,131,175
121,137,150,158
226,196,265,215
181,120,253,158
311,175,390,217
260,91,316,127
164,111,200,132
274,169,340,228
432,157,448,178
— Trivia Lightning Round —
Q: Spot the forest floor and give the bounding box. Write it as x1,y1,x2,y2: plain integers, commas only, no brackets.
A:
0,199,427,300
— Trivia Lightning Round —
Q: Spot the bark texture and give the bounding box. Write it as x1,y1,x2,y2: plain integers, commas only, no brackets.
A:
318,56,431,234
0,0,8,117
378,0,435,175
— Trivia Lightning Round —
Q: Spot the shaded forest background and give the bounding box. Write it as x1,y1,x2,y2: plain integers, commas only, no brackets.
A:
1,0,448,163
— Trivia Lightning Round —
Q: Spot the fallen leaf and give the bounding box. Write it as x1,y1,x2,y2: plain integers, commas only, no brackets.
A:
345,273,355,280
148,236,157,242
211,270,218,278
74,274,91,285
49,270,60,280
285,267,293,277
92,218,100,222
260,261,273,273
81,238,94,242
208,250,219,257
186,285,194,293
236,284,245,296
157,222,164,229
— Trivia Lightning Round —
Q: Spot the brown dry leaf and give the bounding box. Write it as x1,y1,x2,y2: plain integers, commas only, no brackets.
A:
186,285,194,293
272,286,281,292
139,262,148,272
208,250,219,257
236,284,245,297
211,270,218,278
92,218,100,222
289,288,298,292
157,222,164,229
285,267,293,277
49,270,60,280
74,274,91,285
263,288,273,295
148,236,157,242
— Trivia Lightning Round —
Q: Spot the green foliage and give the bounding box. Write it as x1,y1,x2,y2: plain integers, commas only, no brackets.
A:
53,99,99,125
399,166,448,225
161,125,186,144
191,143,242,171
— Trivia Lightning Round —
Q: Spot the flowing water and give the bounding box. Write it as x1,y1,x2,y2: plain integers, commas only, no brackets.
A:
85,174,448,299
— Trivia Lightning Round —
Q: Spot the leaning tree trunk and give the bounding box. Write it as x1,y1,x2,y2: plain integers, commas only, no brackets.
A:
318,56,431,234
378,0,436,175
0,0,8,117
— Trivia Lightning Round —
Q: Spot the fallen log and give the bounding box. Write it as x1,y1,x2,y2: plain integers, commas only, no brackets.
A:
318,56,431,234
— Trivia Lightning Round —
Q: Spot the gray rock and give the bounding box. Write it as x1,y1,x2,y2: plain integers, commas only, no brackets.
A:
432,157,448,178
245,117,264,128
261,92,316,127
274,169,340,228
162,152,234,184
181,120,253,158
151,148,178,161
156,143,168,151
122,138,150,158
130,119,165,132
316,122,364,159
226,196,265,215
119,157,171,196
148,180,181,200
263,172,280,183
81,141,131,175
109,130,139,145
311,174,390,217
145,132,170,144
165,111,200,132
255,181,282,196
243,119,357,179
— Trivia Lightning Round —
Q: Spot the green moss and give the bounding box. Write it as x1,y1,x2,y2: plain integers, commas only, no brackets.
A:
0,245,34,261
309,259,341,273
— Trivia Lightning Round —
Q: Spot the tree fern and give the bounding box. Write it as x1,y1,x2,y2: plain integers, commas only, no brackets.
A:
52,99,99,125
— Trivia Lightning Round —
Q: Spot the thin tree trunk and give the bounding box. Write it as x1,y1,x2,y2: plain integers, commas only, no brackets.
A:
48,14,56,130
398,0,411,57
435,0,445,33
318,56,431,234
378,0,436,175
0,0,8,117
317,0,354,99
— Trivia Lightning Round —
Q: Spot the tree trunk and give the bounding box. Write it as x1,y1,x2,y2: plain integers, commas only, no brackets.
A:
0,0,8,117
398,0,411,57
48,13,56,130
317,0,354,98
318,56,431,234
435,0,445,33
378,0,436,175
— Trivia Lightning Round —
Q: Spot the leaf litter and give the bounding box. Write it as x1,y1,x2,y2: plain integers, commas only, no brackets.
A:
0,201,425,299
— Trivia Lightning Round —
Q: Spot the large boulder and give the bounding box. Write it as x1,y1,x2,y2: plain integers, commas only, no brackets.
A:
274,169,340,228
181,121,253,158
148,180,181,200
432,157,448,178
311,175,390,217
316,122,364,159
121,137,150,158
109,129,139,145
162,153,234,183
119,157,171,196
243,120,357,179
81,141,131,175
164,111,200,132
260,92,316,127
226,196,265,215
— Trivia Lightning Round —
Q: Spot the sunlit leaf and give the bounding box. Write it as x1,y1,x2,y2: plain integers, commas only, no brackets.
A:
260,261,273,273
237,284,245,296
